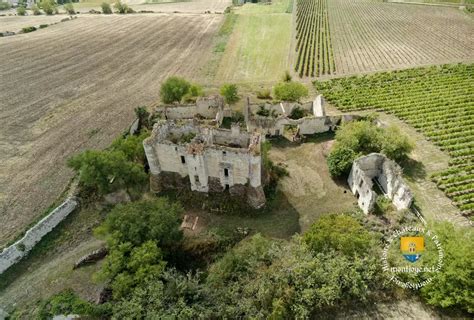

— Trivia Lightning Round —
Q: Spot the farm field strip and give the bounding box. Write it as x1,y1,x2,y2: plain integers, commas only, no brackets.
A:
0,14,222,247
327,0,474,76
295,0,335,77
315,64,474,216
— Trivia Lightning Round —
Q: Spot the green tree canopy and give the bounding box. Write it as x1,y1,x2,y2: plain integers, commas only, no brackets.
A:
303,214,376,257
273,81,308,102
328,120,413,177
420,223,474,313
67,149,146,194
220,84,239,105
160,77,191,104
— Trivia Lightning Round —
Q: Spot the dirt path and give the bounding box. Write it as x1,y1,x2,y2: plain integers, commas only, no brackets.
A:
0,13,223,247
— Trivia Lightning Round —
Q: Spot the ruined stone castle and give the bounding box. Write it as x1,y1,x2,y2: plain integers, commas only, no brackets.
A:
143,120,266,209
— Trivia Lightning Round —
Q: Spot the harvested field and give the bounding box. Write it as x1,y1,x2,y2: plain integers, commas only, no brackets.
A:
0,14,222,247
326,0,474,76
0,15,67,33
74,0,231,13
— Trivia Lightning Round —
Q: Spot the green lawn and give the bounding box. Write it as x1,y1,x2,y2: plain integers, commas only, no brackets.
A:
216,0,293,83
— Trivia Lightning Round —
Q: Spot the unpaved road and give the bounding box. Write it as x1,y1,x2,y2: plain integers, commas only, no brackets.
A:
0,13,222,247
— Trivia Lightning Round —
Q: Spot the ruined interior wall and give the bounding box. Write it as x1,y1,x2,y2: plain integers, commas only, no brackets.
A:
348,153,413,214
0,198,78,274
165,106,198,119
212,129,250,148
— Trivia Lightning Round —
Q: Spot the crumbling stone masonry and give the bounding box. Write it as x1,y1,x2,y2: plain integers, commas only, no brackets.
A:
348,153,413,214
155,95,227,126
244,95,359,139
0,197,79,274
143,120,266,209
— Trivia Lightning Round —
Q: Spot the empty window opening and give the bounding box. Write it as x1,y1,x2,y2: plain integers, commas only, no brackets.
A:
180,156,186,164
223,151,227,156
224,168,229,177
225,184,230,191
355,191,360,199
359,180,363,187
195,176,199,183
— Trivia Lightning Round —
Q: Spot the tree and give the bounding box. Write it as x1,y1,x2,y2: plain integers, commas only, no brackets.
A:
96,199,183,250
303,214,376,257
67,149,146,194
327,146,357,177
160,77,191,104
381,125,414,163
16,5,26,15
114,0,133,13
95,199,183,298
111,133,148,163
220,84,239,105
420,223,474,313
273,81,308,102
40,0,56,15
31,3,41,14
327,121,413,177
101,2,112,14
64,2,75,14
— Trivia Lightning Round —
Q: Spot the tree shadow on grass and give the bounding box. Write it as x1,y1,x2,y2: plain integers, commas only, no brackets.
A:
402,158,427,181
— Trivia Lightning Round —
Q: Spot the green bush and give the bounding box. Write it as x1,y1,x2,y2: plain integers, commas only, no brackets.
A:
16,5,26,15
95,199,183,298
160,76,191,104
420,223,474,313
101,2,112,13
0,1,11,10
256,88,272,100
327,146,357,177
22,26,37,33
38,289,107,319
273,81,308,102
32,4,41,14
183,84,204,103
282,70,292,82
303,214,376,257
40,0,56,15
64,2,75,14
114,0,133,13
327,121,413,177
220,83,239,105
67,147,146,194
39,24,48,28
288,106,306,119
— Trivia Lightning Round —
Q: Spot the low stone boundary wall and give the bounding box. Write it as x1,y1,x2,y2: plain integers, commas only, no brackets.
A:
0,197,79,275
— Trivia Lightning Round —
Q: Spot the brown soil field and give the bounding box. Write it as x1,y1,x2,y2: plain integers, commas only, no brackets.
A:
327,0,474,76
0,15,68,33
0,13,223,248
74,0,230,13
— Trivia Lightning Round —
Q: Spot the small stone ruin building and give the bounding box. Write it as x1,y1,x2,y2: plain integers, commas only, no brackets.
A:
348,153,413,214
155,95,227,126
143,120,266,209
244,95,358,140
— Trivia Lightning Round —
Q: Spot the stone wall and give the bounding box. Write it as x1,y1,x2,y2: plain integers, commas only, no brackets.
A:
0,197,79,275
244,95,357,138
348,153,413,214
156,95,225,125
